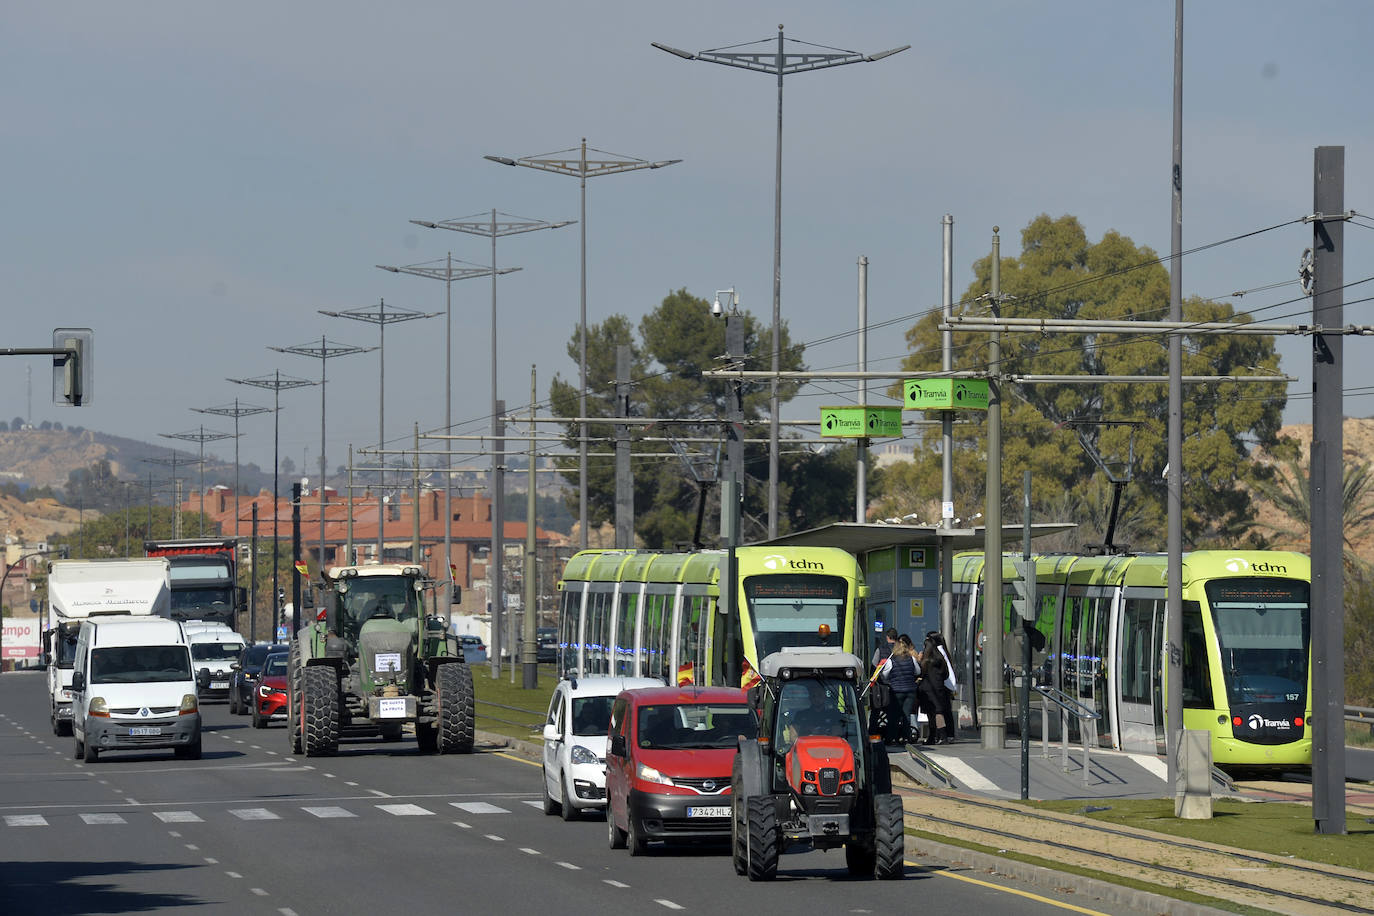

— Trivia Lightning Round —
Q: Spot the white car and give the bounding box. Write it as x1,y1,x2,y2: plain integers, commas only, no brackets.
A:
542,676,662,821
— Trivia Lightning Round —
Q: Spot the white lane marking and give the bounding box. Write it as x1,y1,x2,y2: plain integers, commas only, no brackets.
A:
927,756,999,793
1127,752,1168,779
185,844,199,851
230,808,281,821
603,880,629,888
302,807,356,819
452,820,472,829
519,848,540,856
280,909,298,916
655,900,684,910
557,862,580,870
155,811,204,823
345,781,359,787
367,789,390,797
81,813,126,825
204,858,218,865
4,815,47,827
521,800,544,810
377,804,433,816
251,888,268,896
226,872,242,879
451,802,510,814
483,833,504,842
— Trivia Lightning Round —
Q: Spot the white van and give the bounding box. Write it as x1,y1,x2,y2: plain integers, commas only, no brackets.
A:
184,622,246,701
71,617,202,762
541,675,663,821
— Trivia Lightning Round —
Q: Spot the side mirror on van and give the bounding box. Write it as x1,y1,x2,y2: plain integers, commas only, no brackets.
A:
542,723,558,742
610,734,627,759
71,670,85,692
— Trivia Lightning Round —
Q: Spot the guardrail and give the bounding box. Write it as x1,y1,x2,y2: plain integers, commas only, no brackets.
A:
1347,704,1374,737
1033,685,1102,786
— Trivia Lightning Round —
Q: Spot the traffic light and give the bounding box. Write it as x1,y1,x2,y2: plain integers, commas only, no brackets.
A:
51,328,93,406
1010,556,1035,622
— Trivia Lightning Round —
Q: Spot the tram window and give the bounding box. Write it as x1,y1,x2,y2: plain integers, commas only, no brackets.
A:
1181,601,1214,708
586,590,612,676
558,587,583,676
615,592,638,676
743,574,847,658
675,596,703,685
1120,599,1157,706
1206,579,1309,707
1060,596,1082,696
643,592,671,684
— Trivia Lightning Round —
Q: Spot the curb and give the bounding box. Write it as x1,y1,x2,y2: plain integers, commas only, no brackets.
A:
904,831,1236,916
475,728,543,762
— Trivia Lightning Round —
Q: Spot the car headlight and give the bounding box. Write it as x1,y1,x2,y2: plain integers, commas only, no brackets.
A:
636,762,673,786
88,697,109,718
569,744,599,765
179,694,199,715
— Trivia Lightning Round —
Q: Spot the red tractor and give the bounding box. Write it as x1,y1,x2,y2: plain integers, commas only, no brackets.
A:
730,647,904,880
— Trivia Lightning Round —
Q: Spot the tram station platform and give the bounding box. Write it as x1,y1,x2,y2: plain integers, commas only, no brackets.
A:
892,731,1237,802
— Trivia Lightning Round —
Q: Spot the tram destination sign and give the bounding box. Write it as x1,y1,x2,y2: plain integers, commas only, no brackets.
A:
819,406,902,438
903,378,989,411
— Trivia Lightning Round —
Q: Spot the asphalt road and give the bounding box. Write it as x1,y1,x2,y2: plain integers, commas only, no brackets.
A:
0,670,1179,915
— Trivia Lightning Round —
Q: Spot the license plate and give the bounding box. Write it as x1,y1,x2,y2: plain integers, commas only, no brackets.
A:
687,806,730,818
210,681,229,689
129,727,161,736
378,698,407,718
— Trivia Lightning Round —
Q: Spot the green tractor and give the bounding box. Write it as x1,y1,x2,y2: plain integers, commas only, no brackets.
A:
731,647,904,880
287,563,475,757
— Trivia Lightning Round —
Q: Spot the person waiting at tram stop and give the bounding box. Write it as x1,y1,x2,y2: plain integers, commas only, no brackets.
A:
883,634,919,745
917,633,953,744
926,630,959,743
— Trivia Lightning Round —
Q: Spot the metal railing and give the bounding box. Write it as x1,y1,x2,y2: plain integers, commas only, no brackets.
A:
1033,685,1102,786
1346,704,1374,738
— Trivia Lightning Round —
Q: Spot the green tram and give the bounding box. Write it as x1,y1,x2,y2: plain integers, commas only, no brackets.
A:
950,550,1311,769
555,546,870,688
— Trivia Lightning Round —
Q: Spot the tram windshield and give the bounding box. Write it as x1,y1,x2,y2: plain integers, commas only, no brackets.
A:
1206,578,1309,707
743,574,847,658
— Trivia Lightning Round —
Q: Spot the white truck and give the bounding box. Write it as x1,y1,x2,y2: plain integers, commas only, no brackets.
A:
45,558,171,736
182,620,246,701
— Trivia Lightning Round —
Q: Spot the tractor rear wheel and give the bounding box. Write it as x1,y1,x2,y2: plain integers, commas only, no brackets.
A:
287,642,303,755
873,793,905,880
435,662,475,754
745,797,779,881
845,840,877,877
302,666,340,757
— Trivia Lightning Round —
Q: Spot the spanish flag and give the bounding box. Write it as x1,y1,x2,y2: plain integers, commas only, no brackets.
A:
741,657,761,690
677,662,695,686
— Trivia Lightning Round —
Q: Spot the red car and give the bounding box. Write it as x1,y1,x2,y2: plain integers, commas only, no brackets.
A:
251,652,289,728
605,685,757,855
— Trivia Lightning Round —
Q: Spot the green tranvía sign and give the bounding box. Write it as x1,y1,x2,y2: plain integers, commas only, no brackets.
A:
819,406,903,438
903,378,989,411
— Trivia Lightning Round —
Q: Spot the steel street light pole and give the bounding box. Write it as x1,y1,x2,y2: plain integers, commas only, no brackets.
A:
412,210,570,674
269,336,374,571
228,371,316,635
159,426,232,535
654,25,908,538
320,301,438,565
484,142,680,549
194,399,270,544
377,255,520,604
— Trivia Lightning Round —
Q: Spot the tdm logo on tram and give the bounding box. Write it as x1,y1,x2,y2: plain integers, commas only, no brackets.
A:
762,555,824,571
1224,557,1289,574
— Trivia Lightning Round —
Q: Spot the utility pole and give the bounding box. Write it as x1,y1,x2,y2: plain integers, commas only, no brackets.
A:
320,300,438,566
653,26,908,539
159,426,232,535
721,295,745,687
524,366,538,690
378,255,518,603
615,346,633,548
1310,145,1347,835
193,399,270,546
269,336,373,570
1166,0,1185,791
981,228,1005,749
856,256,868,522
484,141,677,550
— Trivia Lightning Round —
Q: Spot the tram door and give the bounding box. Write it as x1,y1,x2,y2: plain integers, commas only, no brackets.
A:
1116,591,1165,754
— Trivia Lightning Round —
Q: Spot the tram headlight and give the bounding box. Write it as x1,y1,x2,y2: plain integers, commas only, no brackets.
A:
1217,715,1227,725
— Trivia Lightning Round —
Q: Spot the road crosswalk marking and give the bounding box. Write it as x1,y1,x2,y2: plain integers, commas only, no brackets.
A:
229,808,280,820
375,803,433,816
154,811,204,823
451,802,509,814
302,806,356,818
4,815,46,827
80,813,126,825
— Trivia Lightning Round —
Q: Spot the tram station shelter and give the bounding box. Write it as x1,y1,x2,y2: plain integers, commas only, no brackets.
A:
760,521,1075,643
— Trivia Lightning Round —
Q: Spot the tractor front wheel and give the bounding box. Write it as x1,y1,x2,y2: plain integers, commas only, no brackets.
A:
302,666,340,757
873,793,905,880
435,663,475,754
745,797,779,881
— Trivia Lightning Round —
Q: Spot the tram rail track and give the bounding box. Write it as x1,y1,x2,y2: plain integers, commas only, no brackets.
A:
895,778,1372,915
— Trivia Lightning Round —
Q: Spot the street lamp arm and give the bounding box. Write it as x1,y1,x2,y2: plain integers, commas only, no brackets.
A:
866,45,911,62
484,155,517,166
651,41,696,60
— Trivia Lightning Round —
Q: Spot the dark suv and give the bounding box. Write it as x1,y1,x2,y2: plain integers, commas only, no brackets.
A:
536,627,558,664
229,643,284,715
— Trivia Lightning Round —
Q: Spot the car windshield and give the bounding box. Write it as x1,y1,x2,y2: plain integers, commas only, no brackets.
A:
192,642,244,662
241,644,274,668
743,574,848,658
262,654,288,677
570,695,615,737
89,646,192,684
636,703,758,749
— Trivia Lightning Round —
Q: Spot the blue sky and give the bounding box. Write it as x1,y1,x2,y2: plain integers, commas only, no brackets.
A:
3,2,1371,479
